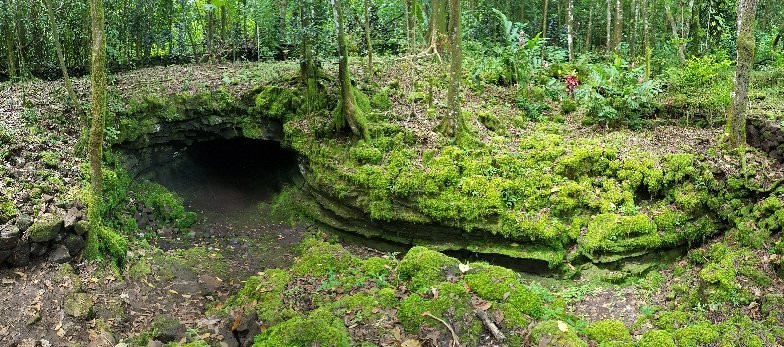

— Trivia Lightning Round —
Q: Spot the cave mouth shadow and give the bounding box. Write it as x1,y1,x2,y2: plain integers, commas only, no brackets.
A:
141,137,299,217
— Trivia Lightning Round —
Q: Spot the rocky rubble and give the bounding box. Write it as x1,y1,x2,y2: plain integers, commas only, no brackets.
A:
0,205,87,267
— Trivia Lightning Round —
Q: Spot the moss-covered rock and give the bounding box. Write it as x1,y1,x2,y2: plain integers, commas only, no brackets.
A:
253,308,351,347
639,329,676,347
528,320,587,347
291,239,359,277
674,322,720,346
226,269,292,324
585,319,631,344
250,86,298,119
397,246,459,292
27,213,63,242
64,292,93,319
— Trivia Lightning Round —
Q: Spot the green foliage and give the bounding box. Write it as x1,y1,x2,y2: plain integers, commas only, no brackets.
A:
664,54,734,123
133,181,197,230
292,239,360,277
577,57,661,129
529,320,588,347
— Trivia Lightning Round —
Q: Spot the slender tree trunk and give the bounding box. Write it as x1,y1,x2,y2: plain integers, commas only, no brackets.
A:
2,11,17,79
542,0,549,40
31,1,44,62
331,0,367,139
88,0,107,242
405,0,414,52
726,0,759,149
220,5,226,43
613,0,622,50
441,0,462,138
363,0,373,75
632,0,639,54
207,10,214,57
567,0,574,61
585,1,594,51
605,0,611,51
43,0,85,129
279,0,287,48
665,1,686,64
643,0,650,78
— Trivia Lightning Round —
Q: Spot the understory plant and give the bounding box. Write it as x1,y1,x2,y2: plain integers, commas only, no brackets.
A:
577,56,661,129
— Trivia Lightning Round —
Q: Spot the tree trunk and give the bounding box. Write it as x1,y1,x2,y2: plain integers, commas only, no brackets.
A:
220,5,226,43
405,0,414,52
279,0,287,48
88,0,107,245
664,1,686,65
2,11,17,79
613,0,621,50
43,0,85,129
726,0,759,149
331,0,367,139
207,10,214,57
542,0,549,40
440,0,462,138
605,0,611,52
567,0,574,61
585,1,594,51
363,0,373,75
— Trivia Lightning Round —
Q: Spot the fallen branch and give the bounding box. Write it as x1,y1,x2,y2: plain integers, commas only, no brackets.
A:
475,308,505,342
422,311,460,347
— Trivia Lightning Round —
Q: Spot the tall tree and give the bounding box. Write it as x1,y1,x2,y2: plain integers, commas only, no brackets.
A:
567,0,574,60
43,0,85,130
331,0,368,139
726,0,759,149
542,0,550,41
440,0,463,138
605,0,612,51
612,0,622,50
88,0,107,230
363,0,373,75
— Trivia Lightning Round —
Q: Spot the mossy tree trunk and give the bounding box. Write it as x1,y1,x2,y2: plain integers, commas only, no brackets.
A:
331,0,368,139
405,0,415,52
88,0,107,246
279,0,287,49
726,0,759,149
542,0,549,41
439,0,463,138
43,0,86,131
363,0,373,75
300,0,319,114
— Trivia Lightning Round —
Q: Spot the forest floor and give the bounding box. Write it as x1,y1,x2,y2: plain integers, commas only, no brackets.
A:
1,59,784,345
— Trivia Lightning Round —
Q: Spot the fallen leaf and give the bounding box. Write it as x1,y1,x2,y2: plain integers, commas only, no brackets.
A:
458,263,470,273
557,320,569,332
401,339,421,347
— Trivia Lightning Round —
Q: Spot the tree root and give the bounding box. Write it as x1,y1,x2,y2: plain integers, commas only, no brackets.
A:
422,311,459,347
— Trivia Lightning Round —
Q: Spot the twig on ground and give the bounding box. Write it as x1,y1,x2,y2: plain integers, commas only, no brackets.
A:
422,311,460,347
475,308,505,342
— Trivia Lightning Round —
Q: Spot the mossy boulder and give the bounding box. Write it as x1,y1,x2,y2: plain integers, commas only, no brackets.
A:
580,213,658,258
291,240,359,277
64,292,93,319
397,246,459,292
0,195,18,224
673,322,720,346
253,308,351,347
464,264,545,318
227,269,292,323
585,319,631,344
28,213,63,242
639,329,676,347
528,320,587,347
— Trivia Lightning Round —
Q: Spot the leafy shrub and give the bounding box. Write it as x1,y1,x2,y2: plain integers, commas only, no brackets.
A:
577,56,661,129
663,54,733,124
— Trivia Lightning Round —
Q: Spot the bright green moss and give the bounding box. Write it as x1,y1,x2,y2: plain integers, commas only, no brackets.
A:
292,240,359,277
349,142,383,164
226,269,292,324
464,264,518,301
674,322,720,347
40,151,60,168
585,319,631,343
655,311,690,331
639,329,676,347
28,213,63,242
528,320,588,347
134,181,197,229
397,246,459,292
253,308,351,347
370,88,392,110
397,282,471,333
580,213,658,256
0,195,18,224
361,256,393,278
251,86,297,119
377,287,397,308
